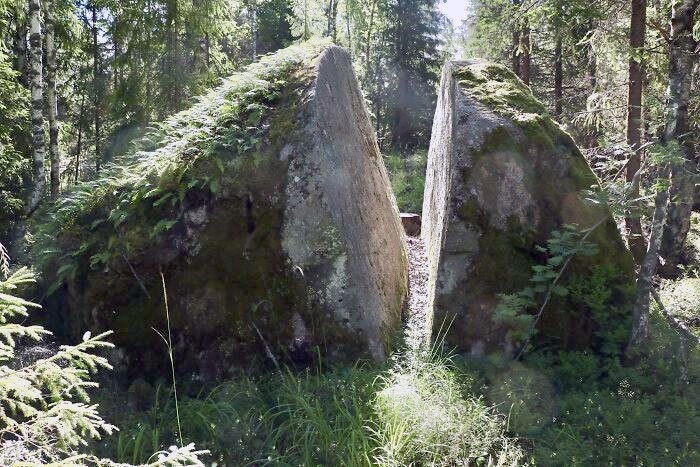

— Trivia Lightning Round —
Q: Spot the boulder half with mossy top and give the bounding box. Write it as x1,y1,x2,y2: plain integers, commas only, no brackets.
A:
422,60,635,357
34,40,408,381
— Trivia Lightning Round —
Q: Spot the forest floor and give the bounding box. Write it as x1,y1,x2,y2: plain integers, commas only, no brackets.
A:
405,235,429,346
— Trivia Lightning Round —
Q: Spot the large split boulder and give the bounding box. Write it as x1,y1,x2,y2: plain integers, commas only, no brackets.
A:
422,60,635,356
35,41,408,380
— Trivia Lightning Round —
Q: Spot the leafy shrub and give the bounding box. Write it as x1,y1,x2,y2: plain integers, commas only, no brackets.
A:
466,302,700,466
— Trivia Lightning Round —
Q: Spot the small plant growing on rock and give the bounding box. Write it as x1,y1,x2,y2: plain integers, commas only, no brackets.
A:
494,224,601,355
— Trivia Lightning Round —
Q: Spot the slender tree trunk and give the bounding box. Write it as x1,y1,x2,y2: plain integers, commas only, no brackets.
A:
511,0,521,77
512,29,520,77
145,0,153,122
364,0,377,80
629,0,700,354
303,0,309,40
165,0,182,111
346,0,352,56
250,0,257,59
92,2,101,174
75,94,85,184
13,11,28,87
45,0,59,199
628,166,671,356
331,0,339,42
626,0,647,263
26,0,45,215
554,35,563,116
326,0,333,36
659,0,700,274
520,24,531,86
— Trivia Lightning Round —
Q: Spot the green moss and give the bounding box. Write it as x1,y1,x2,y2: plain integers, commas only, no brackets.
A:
456,61,546,124
34,39,331,292
31,40,392,376
659,278,700,337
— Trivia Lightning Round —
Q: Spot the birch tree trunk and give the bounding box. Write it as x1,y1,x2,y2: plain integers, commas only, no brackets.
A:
25,0,45,215
658,0,700,274
626,0,647,263
45,0,60,199
13,9,28,87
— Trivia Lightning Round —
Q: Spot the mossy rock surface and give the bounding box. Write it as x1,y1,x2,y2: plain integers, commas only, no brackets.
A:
34,41,408,380
422,60,635,356
659,278,700,337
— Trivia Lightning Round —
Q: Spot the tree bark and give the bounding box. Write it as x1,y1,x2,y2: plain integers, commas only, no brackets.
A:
346,0,352,56
364,0,377,83
511,0,521,77
554,35,563,116
628,167,671,356
91,2,101,174
75,94,85,184
520,23,531,86
25,0,45,215
250,0,257,59
659,0,700,274
45,0,59,199
626,0,647,263
512,28,520,77
331,0,339,42
13,10,28,87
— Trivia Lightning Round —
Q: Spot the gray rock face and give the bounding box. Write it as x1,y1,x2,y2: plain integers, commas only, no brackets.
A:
422,60,635,356
42,42,407,380
281,46,408,364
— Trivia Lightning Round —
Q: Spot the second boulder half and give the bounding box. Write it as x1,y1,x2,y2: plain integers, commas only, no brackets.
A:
422,60,635,356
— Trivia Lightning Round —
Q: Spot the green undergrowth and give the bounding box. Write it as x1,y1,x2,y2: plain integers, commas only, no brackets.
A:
31,39,330,294
95,347,523,466
383,149,427,214
459,301,700,465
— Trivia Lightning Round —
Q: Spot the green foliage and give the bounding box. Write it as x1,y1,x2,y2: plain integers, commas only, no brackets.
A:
0,264,116,464
101,366,378,466
0,247,207,465
383,149,427,213
0,8,30,242
494,225,599,348
99,347,522,466
460,300,700,465
34,40,330,294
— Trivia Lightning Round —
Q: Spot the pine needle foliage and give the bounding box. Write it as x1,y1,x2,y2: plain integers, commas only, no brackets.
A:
0,267,116,464
0,245,207,466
